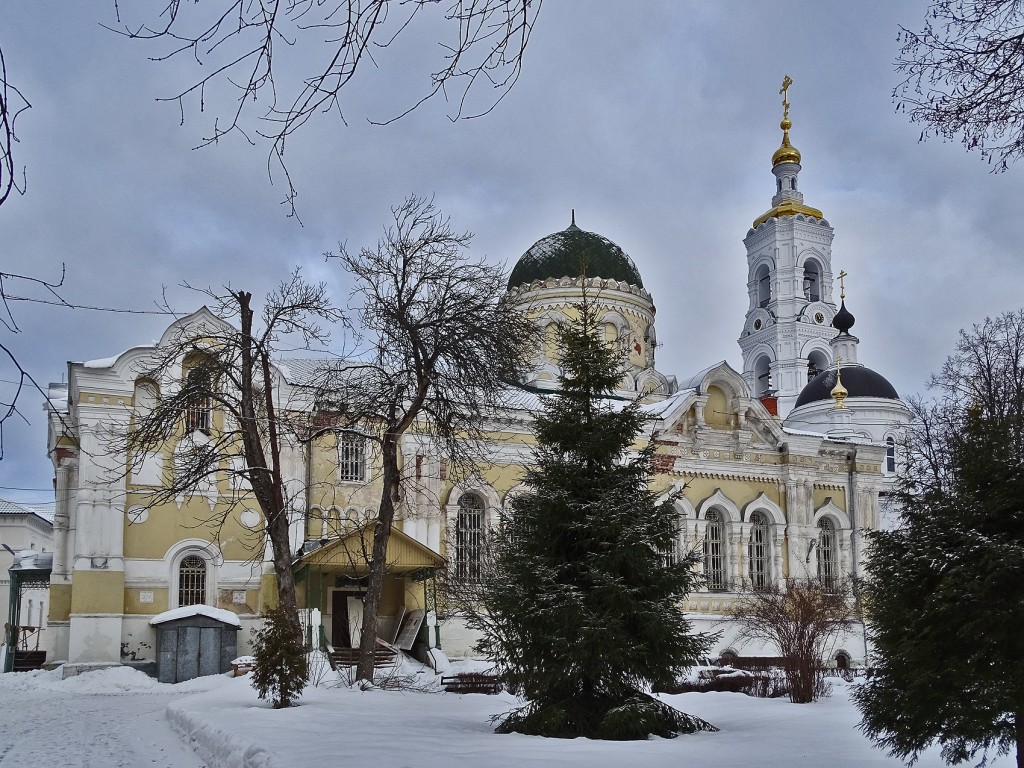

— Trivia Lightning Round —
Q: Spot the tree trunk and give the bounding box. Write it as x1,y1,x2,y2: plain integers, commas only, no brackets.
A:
1016,710,1023,768
355,434,400,682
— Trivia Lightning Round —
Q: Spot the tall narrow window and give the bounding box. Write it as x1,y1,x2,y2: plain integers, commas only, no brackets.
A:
661,514,684,568
455,493,485,584
339,433,366,482
885,437,896,474
817,519,837,590
178,554,207,607
704,509,726,591
803,260,821,302
756,265,771,308
183,365,212,435
748,512,770,589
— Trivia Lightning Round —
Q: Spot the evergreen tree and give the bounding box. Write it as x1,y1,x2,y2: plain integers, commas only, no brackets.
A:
473,298,715,740
251,606,309,709
854,310,1024,767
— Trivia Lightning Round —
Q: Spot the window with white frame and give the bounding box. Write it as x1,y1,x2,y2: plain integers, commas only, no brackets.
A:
704,509,726,591
885,437,896,474
338,433,366,482
455,493,486,584
178,554,207,607
817,518,838,589
748,511,770,589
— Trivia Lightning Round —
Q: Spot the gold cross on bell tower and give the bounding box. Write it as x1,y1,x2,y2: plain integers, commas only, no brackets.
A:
780,75,793,120
838,269,848,300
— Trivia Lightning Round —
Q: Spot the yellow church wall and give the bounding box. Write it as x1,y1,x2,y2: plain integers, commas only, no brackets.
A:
122,495,258,561
48,583,72,622
124,588,170,615
704,387,732,429
70,570,125,614
677,476,784,517
260,572,278,612
813,487,847,512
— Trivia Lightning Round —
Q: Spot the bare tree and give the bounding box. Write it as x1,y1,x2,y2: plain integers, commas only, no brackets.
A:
1,43,30,207
122,273,343,706
0,266,69,460
109,0,542,215
896,0,1024,170
317,194,536,682
727,578,856,704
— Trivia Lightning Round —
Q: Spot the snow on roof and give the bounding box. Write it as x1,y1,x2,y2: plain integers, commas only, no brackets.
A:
82,355,121,369
150,604,242,627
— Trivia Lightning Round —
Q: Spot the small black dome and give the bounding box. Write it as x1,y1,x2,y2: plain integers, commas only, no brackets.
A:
508,223,643,289
832,300,855,334
794,365,900,408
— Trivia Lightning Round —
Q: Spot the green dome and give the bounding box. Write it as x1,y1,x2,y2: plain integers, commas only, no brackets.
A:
508,223,643,289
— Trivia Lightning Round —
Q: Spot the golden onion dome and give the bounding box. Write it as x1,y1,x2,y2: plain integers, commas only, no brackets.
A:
772,117,801,166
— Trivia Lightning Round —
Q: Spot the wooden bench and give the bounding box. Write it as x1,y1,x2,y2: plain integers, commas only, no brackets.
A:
440,673,502,694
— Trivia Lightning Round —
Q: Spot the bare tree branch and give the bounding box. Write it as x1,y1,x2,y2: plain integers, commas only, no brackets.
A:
109,0,542,216
0,43,30,207
896,0,1024,170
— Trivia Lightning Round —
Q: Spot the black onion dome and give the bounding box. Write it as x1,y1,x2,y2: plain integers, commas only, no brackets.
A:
794,365,900,408
832,300,856,334
508,223,643,289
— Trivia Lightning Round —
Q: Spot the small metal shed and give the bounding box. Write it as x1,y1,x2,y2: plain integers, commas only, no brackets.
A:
150,605,241,683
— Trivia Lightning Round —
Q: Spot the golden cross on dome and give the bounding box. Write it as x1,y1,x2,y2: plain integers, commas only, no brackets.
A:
780,75,793,120
838,269,848,300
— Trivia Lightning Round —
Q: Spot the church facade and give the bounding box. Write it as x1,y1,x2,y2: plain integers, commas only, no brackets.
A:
41,91,909,671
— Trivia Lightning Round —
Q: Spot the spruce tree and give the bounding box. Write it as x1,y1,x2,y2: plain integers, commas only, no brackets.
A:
854,311,1024,767
474,298,715,740
251,606,309,709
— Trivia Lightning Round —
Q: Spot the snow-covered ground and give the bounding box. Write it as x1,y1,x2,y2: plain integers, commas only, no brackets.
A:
0,659,1015,768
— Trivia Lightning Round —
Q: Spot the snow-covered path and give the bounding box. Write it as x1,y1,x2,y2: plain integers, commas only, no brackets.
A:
0,668,212,768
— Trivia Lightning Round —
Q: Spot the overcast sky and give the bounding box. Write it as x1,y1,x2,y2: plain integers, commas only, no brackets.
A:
3,1,1021,506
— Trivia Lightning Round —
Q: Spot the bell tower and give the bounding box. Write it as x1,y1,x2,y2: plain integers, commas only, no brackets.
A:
738,76,839,417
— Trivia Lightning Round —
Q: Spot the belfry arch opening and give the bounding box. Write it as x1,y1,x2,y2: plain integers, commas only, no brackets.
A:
755,264,771,308
807,350,829,383
753,355,773,396
802,259,822,302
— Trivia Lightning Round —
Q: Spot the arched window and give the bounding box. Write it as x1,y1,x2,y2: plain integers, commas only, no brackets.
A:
756,265,771,308
748,512,770,589
704,509,726,592
817,519,837,589
455,493,486,584
178,554,207,607
182,363,212,435
885,437,896,474
754,355,773,396
802,260,821,302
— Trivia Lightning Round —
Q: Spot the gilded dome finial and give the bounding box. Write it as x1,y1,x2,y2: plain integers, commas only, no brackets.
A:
772,75,801,166
831,355,849,409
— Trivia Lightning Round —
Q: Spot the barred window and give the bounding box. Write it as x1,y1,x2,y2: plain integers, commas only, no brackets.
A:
748,511,770,589
661,515,684,568
339,433,365,482
178,554,207,607
817,518,837,589
183,366,212,435
455,493,485,584
704,509,726,592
